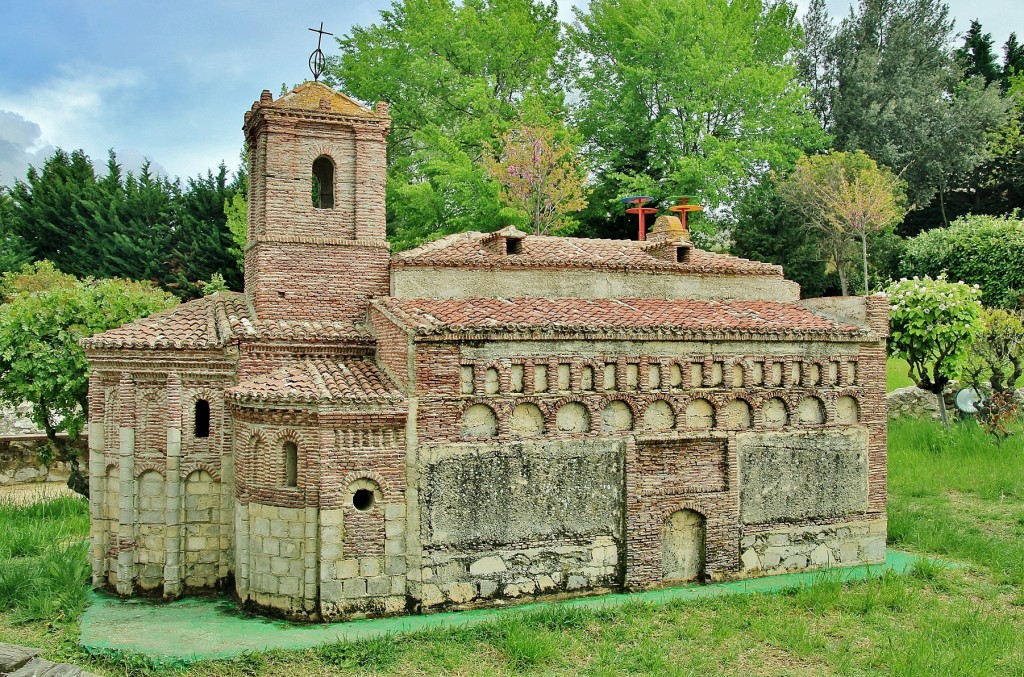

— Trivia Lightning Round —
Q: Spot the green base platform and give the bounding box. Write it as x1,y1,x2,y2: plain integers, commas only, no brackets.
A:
80,550,944,664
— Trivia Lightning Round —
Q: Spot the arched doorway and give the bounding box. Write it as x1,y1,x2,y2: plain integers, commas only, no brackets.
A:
663,509,706,582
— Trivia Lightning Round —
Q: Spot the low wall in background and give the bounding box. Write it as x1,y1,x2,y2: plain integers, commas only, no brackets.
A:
0,435,89,486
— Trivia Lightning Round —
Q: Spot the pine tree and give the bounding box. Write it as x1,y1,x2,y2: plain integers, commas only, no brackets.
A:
1003,33,1024,87
957,20,1000,85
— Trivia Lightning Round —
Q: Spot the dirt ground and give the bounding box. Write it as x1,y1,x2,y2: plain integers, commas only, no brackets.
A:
0,481,76,506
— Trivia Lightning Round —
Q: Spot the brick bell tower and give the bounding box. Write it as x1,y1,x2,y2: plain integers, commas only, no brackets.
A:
242,82,391,324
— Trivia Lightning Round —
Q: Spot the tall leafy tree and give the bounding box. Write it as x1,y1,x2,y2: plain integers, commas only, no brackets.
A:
801,0,1007,226
169,164,243,298
0,186,31,273
1002,33,1024,85
329,0,563,249
564,0,826,240
956,19,1000,85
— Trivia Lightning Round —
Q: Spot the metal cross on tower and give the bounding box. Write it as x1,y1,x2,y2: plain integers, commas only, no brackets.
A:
308,22,334,81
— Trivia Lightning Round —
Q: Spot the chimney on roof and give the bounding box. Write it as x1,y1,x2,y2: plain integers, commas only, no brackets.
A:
260,89,273,104
319,97,331,111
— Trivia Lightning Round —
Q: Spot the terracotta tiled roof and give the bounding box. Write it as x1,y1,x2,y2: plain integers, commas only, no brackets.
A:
227,359,404,405
82,292,370,351
393,227,782,276
269,81,374,118
374,297,868,339
81,293,251,350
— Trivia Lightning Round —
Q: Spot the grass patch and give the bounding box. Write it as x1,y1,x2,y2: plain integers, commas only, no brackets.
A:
887,357,915,391
0,495,90,624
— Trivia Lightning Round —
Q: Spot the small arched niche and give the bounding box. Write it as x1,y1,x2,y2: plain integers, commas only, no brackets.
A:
762,397,789,427
311,155,335,209
836,395,860,424
510,403,544,437
721,399,752,429
601,400,634,432
663,509,705,582
685,398,715,429
556,402,590,433
643,400,676,431
461,404,498,438
798,396,826,425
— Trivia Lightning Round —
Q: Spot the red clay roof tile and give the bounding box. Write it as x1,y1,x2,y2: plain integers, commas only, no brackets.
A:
393,229,782,276
227,358,403,405
374,297,867,339
82,292,370,351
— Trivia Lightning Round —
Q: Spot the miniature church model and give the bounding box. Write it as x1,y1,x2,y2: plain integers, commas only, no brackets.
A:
82,81,888,620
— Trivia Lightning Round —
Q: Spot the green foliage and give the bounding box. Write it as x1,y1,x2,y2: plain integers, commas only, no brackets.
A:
330,0,563,249
802,0,1008,216
224,192,247,272
565,0,825,239
901,213,1024,308
957,20,1000,85
7,149,244,299
0,266,177,493
778,150,907,295
886,274,983,398
730,177,841,299
483,121,588,235
960,308,1024,441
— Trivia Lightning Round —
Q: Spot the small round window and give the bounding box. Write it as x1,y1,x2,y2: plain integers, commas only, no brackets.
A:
352,488,375,511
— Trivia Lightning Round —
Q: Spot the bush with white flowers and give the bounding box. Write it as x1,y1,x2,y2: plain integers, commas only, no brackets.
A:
886,274,983,423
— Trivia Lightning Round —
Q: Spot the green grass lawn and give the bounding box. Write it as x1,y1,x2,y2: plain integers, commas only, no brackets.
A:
2,419,1023,675
886,357,915,391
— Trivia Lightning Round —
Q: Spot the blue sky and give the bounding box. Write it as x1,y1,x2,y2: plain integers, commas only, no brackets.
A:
1,0,1020,186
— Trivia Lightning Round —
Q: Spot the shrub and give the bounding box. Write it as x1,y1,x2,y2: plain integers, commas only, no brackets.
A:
886,275,983,425
900,214,1024,308
961,308,1024,441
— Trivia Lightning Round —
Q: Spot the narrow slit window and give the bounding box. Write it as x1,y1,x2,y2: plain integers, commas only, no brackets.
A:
284,442,298,487
311,156,334,208
194,400,210,438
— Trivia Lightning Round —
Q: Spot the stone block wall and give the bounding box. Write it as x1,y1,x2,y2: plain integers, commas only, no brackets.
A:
0,437,87,485
413,438,623,610
740,518,887,574
238,502,318,614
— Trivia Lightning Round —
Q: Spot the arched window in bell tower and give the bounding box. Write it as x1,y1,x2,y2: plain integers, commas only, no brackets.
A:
311,156,335,209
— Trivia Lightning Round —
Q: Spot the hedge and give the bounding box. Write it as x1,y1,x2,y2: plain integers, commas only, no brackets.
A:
900,214,1024,308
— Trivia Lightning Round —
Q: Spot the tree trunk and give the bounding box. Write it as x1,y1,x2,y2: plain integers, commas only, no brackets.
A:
939,185,949,229
860,231,870,295
936,390,950,430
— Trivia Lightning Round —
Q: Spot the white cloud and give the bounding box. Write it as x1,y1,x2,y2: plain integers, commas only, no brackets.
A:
0,110,54,185
0,64,150,185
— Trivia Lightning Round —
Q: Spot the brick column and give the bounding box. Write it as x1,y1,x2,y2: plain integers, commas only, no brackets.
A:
353,124,387,240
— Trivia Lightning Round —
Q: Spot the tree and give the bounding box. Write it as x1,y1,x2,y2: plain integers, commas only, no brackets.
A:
800,0,1007,224
169,164,244,298
960,308,1024,441
956,19,1000,85
224,192,247,272
0,263,178,495
563,0,826,239
483,123,588,235
779,151,906,295
0,186,31,274
886,274,983,426
730,176,841,299
1003,33,1024,86
901,213,1024,309
329,0,563,249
